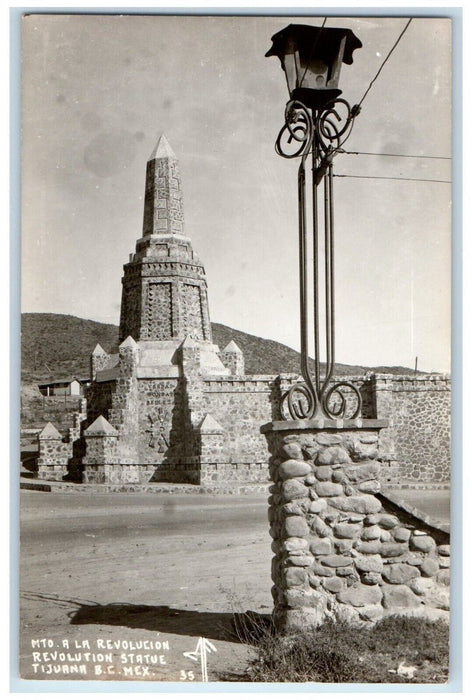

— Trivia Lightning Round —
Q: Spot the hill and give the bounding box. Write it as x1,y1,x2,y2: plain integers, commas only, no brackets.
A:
21,312,417,382
21,314,120,382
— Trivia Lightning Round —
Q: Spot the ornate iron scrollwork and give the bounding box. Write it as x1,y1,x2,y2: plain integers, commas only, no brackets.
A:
275,100,313,159
276,96,362,421
282,380,362,421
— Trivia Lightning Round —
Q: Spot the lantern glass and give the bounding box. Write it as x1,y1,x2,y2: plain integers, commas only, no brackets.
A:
281,36,299,95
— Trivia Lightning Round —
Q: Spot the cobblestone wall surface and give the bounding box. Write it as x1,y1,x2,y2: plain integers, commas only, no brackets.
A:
373,375,450,483
83,464,154,484
201,377,281,465
180,284,204,340
146,283,172,339
200,462,269,483
263,423,450,631
119,250,212,343
37,439,72,480
119,277,142,342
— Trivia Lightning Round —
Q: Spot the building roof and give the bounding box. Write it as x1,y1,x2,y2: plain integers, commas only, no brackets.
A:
38,376,90,388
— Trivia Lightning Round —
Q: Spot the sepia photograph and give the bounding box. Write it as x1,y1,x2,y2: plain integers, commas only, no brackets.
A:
18,11,454,687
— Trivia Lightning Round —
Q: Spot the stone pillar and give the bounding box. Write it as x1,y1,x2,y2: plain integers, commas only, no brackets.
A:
261,417,449,631
37,422,72,481
82,415,119,484
118,335,140,378
106,336,140,469
219,340,245,376
90,344,109,380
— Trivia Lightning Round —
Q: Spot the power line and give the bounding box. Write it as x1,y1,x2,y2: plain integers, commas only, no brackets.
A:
334,173,451,184
356,18,413,109
341,150,451,161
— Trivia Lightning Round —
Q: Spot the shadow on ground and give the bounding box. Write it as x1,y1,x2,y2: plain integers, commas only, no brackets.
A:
21,590,271,643
70,603,240,641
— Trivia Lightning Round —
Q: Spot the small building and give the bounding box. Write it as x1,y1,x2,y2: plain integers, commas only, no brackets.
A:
37,377,90,397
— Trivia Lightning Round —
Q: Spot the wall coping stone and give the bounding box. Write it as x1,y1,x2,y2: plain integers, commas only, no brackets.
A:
84,415,119,437
204,375,278,382
221,340,243,354
95,371,119,383
377,491,450,539
260,418,389,433
38,422,63,440
373,372,450,381
119,336,138,349
92,343,108,356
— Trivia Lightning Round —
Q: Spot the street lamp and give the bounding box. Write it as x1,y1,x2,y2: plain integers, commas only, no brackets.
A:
265,24,362,110
266,23,363,421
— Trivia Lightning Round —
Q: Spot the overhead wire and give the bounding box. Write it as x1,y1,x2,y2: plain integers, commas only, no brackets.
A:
334,174,451,184
340,150,451,161
301,19,446,184
355,18,413,110
330,20,451,186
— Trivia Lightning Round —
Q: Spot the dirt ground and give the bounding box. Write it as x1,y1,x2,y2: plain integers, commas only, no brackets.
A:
18,488,450,685
19,491,273,684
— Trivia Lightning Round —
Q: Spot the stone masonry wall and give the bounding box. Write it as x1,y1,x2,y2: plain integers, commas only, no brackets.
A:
201,376,283,466
262,421,450,632
46,368,449,486
373,374,451,483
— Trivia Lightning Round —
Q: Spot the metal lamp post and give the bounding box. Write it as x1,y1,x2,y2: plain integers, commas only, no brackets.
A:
266,23,364,421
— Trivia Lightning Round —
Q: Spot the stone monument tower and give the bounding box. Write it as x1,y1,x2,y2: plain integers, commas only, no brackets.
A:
119,135,212,344
38,134,281,486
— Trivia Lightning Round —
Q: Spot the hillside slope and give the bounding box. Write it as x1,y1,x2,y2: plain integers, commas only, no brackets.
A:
21,312,416,381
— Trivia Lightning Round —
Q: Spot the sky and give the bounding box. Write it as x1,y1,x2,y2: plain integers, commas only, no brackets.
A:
20,13,452,372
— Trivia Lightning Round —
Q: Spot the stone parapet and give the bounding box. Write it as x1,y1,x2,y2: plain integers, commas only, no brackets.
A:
261,421,450,632
372,373,451,392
